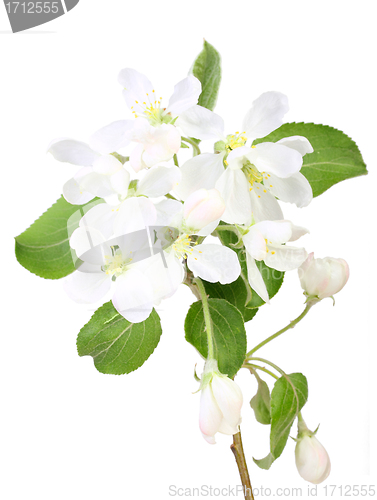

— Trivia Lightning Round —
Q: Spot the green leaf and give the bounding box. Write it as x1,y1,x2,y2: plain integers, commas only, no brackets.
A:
216,227,284,308
192,40,221,111
77,302,162,375
250,373,271,425
203,276,258,323
15,196,102,280
253,122,367,197
185,298,246,378
254,373,308,470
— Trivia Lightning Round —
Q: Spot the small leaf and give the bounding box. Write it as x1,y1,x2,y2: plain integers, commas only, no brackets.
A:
185,298,246,378
253,122,367,197
15,196,102,280
192,40,221,111
77,302,162,375
254,373,308,470
250,374,271,425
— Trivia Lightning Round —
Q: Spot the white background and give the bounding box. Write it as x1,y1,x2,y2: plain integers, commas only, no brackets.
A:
1,1,376,499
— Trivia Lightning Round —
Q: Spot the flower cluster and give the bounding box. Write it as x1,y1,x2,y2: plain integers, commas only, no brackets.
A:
49,67,350,484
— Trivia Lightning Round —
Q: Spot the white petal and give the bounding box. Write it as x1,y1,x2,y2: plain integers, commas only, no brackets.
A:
142,124,181,168
243,227,267,261
165,75,202,117
114,197,157,236
78,202,116,241
250,182,284,222
246,253,270,304
154,199,183,226
89,120,134,155
118,68,154,113
175,153,225,201
216,169,252,224
289,224,310,242
252,142,303,178
64,271,110,304
48,139,98,166
253,220,293,244
63,167,96,205
199,385,223,439
268,172,313,208
92,155,123,175
176,105,225,141
141,252,184,302
130,144,147,172
112,269,154,323
79,172,115,198
242,91,289,140
264,244,307,271
187,244,241,284
110,168,131,196
137,165,181,198
277,136,314,156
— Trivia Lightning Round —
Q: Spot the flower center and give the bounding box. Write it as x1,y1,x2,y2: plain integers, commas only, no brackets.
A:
131,91,168,126
171,234,197,259
225,132,247,152
102,245,133,279
242,160,263,187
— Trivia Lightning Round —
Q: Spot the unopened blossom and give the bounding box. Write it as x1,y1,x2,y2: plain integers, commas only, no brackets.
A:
299,253,349,300
176,92,313,223
157,189,241,285
199,359,243,444
48,139,130,204
295,417,331,484
89,69,201,172
242,220,308,303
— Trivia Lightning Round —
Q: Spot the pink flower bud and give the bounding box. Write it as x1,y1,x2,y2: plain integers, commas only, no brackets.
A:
183,189,225,231
295,434,331,484
199,359,243,444
298,253,349,299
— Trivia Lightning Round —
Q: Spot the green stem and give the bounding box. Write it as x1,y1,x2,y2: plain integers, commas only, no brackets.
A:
245,302,316,359
165,193,180,201
182,137,201,156
243,363,279,380
173,153,179,167
247,357,286,377
193,277,215,359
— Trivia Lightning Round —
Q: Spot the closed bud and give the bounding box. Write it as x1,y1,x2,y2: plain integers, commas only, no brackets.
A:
298,253,349,300
183,188,225,231
199,359,243,444
295,417,331,484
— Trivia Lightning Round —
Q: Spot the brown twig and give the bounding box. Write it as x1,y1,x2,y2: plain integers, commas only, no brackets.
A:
231,430,254,500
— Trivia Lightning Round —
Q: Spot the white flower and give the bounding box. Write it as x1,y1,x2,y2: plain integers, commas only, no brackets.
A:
295,418,331,484
175,92,313,223
299,253,349,300
242,220,308,303
157,189,241,285
48,139,131,205
88,69,201,172
64,235,158,323
199,359,243,444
